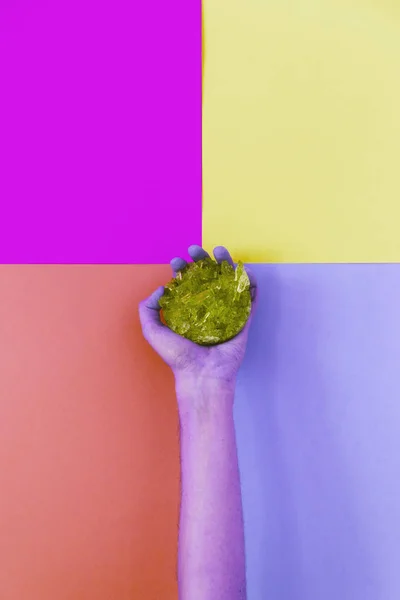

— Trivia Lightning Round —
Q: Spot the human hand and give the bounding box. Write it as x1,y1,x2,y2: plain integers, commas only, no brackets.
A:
138,245,257,385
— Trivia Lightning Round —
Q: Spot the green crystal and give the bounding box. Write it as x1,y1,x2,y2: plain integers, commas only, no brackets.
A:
159,257,252,345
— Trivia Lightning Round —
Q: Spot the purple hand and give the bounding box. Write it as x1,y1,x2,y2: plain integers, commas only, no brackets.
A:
140,245,253,599
138,245,257,385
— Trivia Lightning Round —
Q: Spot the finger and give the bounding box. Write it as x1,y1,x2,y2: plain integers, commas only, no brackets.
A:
146,286,164,310
170,257,187,276
213,245,234,267
188,244,210,262
249,286,258,311
235,294,258,341
244,264,258,303
138,286,166,342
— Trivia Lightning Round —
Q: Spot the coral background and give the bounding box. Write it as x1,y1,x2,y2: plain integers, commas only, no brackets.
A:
0,266,179,599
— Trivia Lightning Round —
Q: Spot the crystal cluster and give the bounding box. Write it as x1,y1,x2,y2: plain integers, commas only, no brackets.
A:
159,257,251,345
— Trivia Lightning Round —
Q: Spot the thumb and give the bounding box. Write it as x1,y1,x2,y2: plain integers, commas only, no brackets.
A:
138,286,166,344
139,285,187,368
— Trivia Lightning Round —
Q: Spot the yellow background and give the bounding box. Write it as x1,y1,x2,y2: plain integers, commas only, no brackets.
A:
202,0,400,262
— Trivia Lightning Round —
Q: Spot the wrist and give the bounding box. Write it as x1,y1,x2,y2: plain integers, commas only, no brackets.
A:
174,371,236,396
174,371,236,420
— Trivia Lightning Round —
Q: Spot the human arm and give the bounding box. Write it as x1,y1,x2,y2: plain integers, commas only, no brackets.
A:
139,245,257,600
176,375,246,600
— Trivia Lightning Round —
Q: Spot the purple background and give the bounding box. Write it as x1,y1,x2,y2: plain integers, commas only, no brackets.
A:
0,1,201,263
236,264,400,600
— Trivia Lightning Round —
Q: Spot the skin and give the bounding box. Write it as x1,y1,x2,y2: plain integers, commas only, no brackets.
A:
138,245,257,600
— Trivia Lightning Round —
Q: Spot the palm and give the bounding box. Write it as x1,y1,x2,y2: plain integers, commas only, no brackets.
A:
139,245,257,382
155,323,250,381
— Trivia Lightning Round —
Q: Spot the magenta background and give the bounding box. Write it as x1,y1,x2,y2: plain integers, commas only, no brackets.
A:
0,1,201,264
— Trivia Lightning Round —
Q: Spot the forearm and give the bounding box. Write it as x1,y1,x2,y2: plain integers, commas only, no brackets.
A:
175,375,247,600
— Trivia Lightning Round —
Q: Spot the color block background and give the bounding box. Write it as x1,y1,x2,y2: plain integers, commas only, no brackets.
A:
235,264,400,600
1,264,400,599
202,0,400,262
0,265,179,600
2,1,400,599
0,1,201,263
